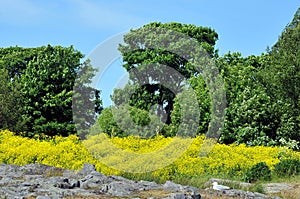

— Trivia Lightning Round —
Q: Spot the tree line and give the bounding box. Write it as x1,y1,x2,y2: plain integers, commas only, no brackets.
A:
0,8,299,149
98,8,300,148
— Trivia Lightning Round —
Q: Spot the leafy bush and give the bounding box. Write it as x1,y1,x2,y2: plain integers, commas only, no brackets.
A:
274,159,300,177
244,162,271,183
96,107,124,137
97,105,164,138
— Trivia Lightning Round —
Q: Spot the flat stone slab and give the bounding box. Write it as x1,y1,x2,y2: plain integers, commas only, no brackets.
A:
262,183,294,194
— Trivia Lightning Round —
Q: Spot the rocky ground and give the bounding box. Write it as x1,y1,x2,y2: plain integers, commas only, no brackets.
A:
0,163,294,199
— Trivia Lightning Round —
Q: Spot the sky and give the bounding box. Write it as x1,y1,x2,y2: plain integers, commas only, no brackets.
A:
1,0,299,107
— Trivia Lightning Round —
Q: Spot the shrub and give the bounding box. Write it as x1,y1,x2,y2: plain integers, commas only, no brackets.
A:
274,159,300,177
251,183,265,194
96,105,163,138
244,162,271,183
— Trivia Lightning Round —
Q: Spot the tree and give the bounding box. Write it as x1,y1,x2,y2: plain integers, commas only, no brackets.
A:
73,59,103,139
0,45,102,137
217,53,278,145
0,68,25,132
112,22,218,133
96,104,163,138
0,46,38,79
170,75,211,137
261,7,300,145
0,46,37,133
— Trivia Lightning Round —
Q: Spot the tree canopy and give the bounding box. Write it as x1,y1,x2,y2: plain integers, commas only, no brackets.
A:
0,45,102,138
110,22,219,135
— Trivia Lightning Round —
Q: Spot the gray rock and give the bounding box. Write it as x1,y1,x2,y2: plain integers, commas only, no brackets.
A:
263,183,293,194
0,163,200,198
0,162,285,199
20,163,64,176
77,163,96,176
163,193,188,199
209,188,281,199
101,181,135,196
163,192,201,199
80,172,112,189
163,180,200,198
204,178,284,199
24,174,43,181
163,181,184,192
137,180,160,190
36,196,52,199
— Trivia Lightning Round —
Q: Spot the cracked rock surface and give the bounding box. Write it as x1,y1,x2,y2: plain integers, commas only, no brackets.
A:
0,163,201,199
0,163,283,199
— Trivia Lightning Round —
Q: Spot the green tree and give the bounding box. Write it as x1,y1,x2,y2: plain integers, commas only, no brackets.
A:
0,46,37,133
112,22,218,134
0,68,25,132
170,75,211,137
261,7,300,145
218,53,278,145
73,59,103,139
20,45,83,136
96,105,162,138
0,46,38,79
0,45,102,137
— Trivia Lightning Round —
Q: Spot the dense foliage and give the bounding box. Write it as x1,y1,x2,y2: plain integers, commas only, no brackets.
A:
261,8,300,146
98,8,300,148
0,68,25,132
274,159,300,177
244,162,272,183
111,22,218,131
0,45,102,137
217,53,278,146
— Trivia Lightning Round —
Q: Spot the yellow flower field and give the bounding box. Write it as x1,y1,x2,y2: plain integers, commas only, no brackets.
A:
0,130,299,181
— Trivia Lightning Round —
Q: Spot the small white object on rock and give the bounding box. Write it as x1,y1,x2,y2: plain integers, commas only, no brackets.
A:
212,182,231,191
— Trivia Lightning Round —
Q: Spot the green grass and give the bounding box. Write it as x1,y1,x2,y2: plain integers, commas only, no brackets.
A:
119,170,300,197
269,174,300,183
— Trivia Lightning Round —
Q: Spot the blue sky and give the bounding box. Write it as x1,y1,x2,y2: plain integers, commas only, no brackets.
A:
1,0,299,106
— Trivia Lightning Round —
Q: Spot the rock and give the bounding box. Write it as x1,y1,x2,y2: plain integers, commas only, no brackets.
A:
137,180,160,190
108,174,134,183
163,181,185,192
163,193,188,199
77,163,96,176
101,181,135,196
163,180,200,198
20,163,65,176
204,179,284,199
262,183,293,194
163,192,201,199
0,162,288,199
80,172,112,189
0,163,196,198
36,196,51,199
